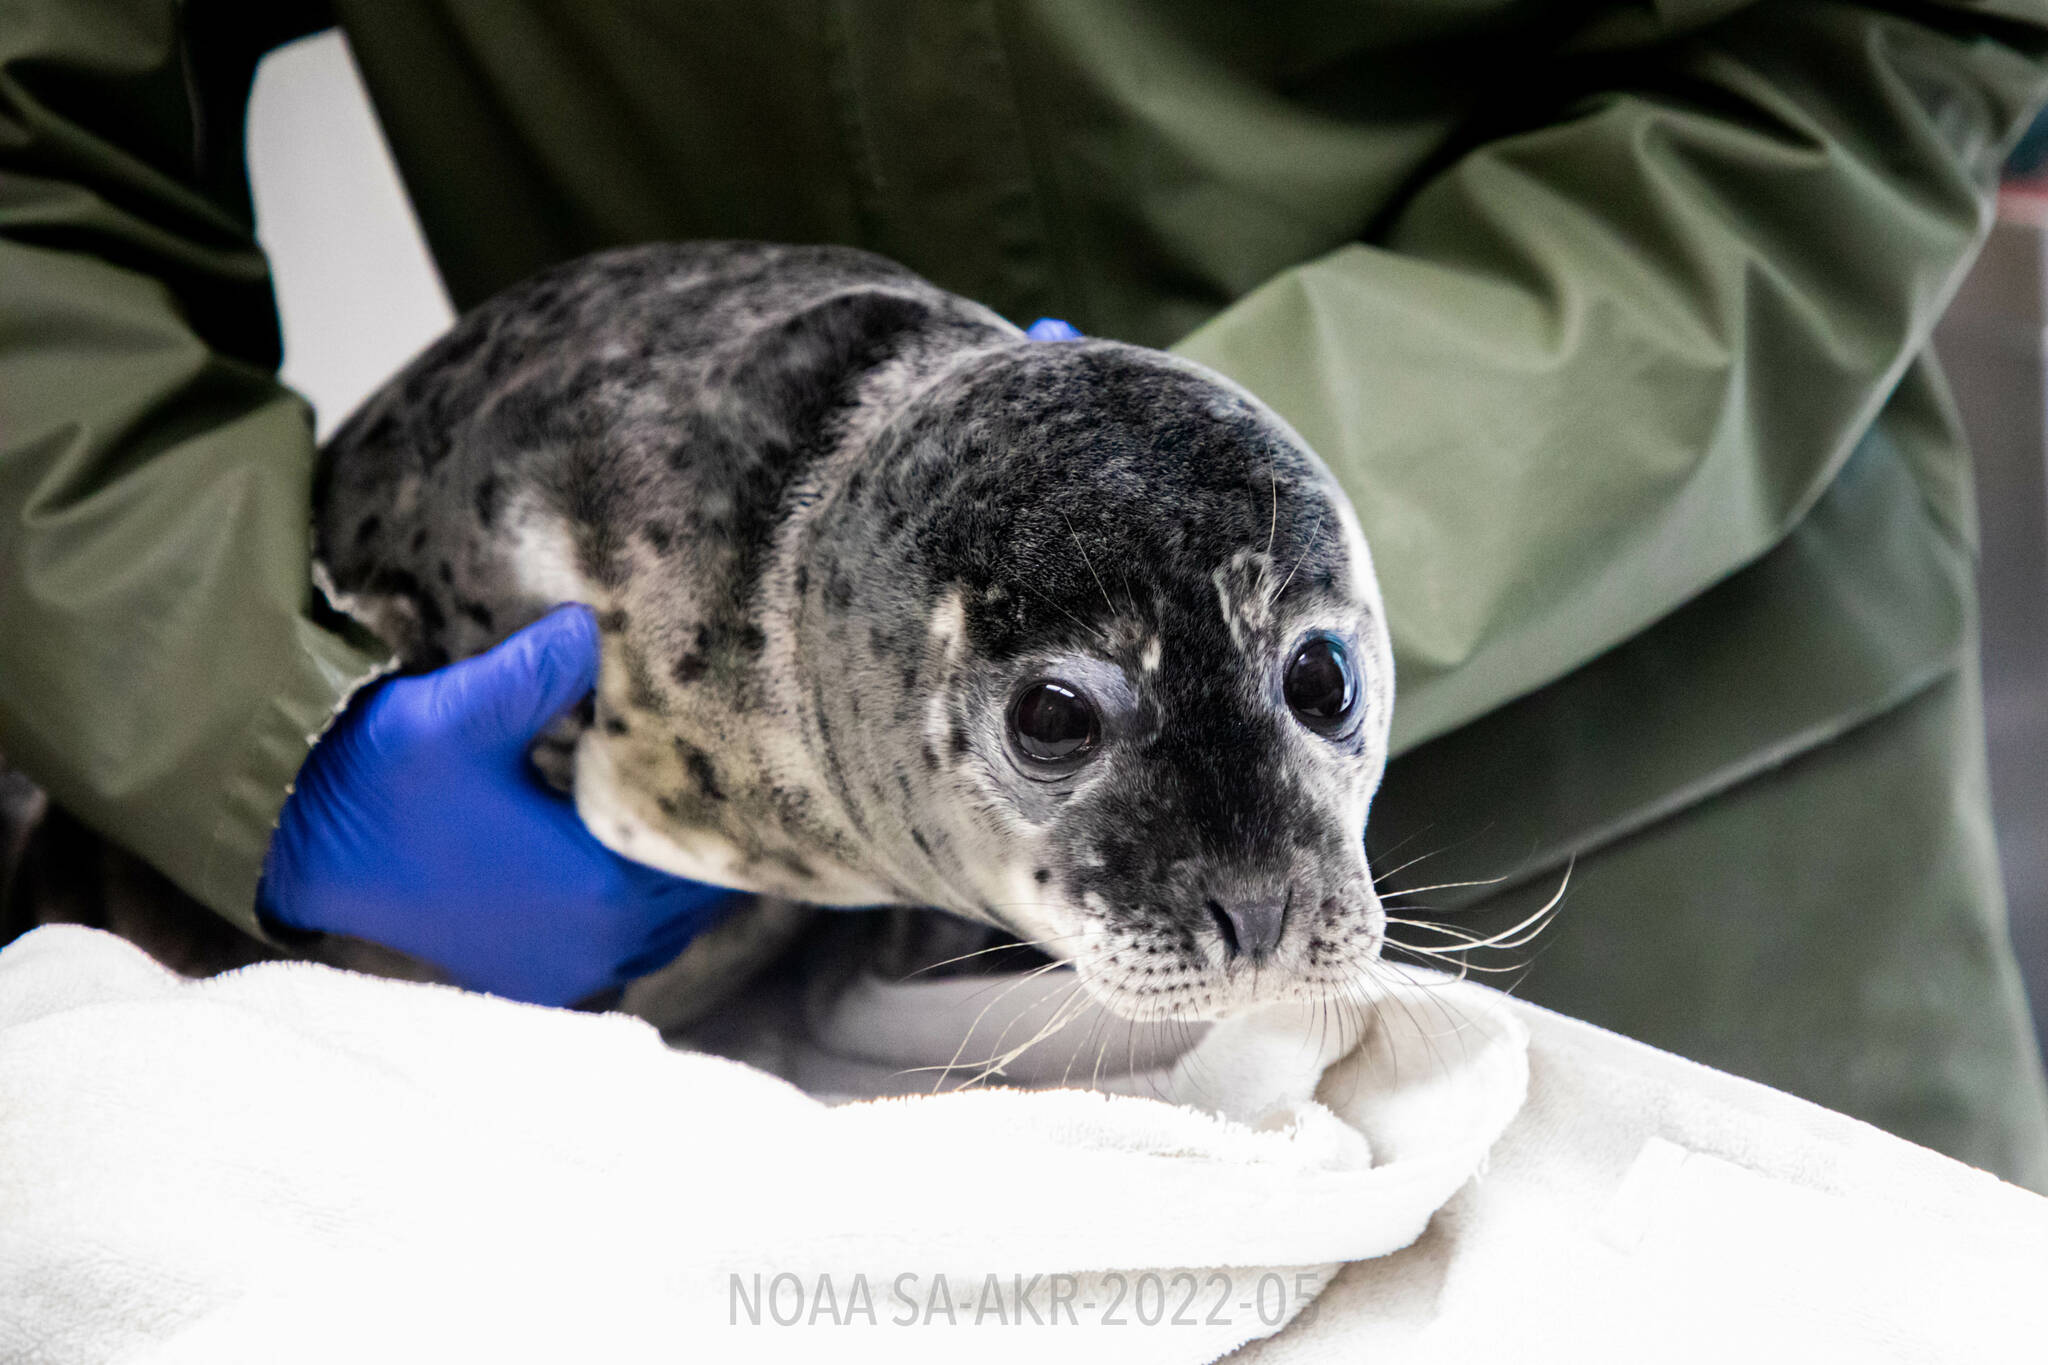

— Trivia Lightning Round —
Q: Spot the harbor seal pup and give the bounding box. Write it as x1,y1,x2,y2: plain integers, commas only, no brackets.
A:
314,242,1393,1021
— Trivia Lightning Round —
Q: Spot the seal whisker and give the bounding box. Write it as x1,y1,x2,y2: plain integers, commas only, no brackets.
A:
1384,929,1537,969
897,964,1079,1092
1060,510,1119,620
1362,961,1467,1082
1372,826,1536,895
1058,990,1118,1091
1328,983,1376,1112
1174,1012,1226,1098
930,934,1128,1089
899,929,1096,978
1383,914,1479,934
1371,958,1489,1035
945,951,1087,1011
1379,872,1514,900
1399,979,1465,1084
1402,977,1485,1085
1115,560,1141,620
1271,500,1327,602
1384,915,1538,952
1091,1018,1121,1093
956,973,1099,1089
1263,458,1279,560
922,955,1077,1091
1398,863,1571,955
1123,1013,1160,1102
1368,823,1436,867
968,967,1100,1086
1371,842,1453,888
1009,574,1094,635
1384,943,1526,975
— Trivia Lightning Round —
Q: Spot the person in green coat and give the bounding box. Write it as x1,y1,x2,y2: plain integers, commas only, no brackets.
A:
4,0,2047,1186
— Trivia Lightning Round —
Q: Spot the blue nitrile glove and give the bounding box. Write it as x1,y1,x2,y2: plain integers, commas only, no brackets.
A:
1026,317,1083,341
258,605,739,1006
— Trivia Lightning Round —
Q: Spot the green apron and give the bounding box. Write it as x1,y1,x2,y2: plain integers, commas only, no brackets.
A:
3,0,2045,1182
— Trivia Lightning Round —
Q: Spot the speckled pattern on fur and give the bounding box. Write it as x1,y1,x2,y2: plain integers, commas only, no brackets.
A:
315,242,1394,1020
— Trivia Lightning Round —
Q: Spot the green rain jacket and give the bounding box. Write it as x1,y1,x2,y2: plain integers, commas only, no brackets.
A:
5,1,2048,1175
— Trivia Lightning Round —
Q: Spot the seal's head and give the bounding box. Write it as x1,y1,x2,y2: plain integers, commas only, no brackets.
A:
801,340,1393,1020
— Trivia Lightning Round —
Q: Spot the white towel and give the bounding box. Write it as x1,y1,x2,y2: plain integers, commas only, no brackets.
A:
1240,1006,2048,1364
0,924,2041,1363
0,925,1523,1363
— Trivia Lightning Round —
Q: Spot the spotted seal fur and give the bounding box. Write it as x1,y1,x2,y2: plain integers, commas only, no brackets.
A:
314,242,1393,1021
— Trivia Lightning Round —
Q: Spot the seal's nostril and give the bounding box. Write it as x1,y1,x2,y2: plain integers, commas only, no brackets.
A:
1210,892,1288,961
1206,900,1238,957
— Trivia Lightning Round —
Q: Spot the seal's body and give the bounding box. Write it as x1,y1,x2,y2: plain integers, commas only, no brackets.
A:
316,242,1393,1020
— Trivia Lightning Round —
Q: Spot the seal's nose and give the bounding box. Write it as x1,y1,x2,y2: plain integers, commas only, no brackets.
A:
1207,891,1288,961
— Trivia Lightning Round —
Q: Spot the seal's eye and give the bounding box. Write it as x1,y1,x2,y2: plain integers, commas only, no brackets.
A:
1284,635,1357,733
1010,680,1100,766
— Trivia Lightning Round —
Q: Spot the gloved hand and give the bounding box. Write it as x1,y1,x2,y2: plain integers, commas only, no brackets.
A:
258,605,739,1006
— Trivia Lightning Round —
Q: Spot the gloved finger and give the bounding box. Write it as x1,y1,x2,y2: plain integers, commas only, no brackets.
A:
427,604,601,754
